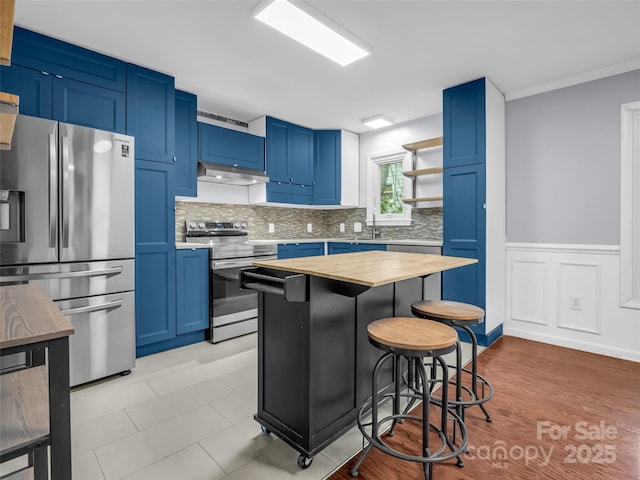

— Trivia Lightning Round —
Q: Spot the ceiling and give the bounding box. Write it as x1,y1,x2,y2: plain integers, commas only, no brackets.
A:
12,0,640,134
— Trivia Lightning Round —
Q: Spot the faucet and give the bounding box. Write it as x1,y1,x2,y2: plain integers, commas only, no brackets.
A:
371,213,380,239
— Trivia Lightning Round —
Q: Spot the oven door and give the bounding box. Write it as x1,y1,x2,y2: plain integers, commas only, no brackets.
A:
210,256,276,328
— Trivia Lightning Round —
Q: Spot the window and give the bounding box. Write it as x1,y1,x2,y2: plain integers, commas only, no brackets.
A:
366,150,412,226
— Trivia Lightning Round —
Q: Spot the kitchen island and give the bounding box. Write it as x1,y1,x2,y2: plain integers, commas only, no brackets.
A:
242,251,476,467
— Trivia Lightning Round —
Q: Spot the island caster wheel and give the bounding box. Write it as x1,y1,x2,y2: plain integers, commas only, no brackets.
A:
120,369,131,377
260,425,271,436
297,454,313,469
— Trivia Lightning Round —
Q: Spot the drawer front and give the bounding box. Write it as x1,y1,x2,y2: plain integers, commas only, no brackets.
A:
56,291,135,386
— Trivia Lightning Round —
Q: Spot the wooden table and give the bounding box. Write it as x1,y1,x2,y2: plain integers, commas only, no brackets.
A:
243,251,477,467
1,284,74,480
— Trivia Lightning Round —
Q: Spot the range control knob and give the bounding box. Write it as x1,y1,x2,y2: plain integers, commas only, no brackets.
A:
198,222,206,229
234,222,240,229
188,222,197,230
241,222,248,230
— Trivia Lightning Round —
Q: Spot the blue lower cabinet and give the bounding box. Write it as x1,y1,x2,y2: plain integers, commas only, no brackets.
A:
176,249,209,335
278,242,324,259
135,160,176,355
328,242,386,254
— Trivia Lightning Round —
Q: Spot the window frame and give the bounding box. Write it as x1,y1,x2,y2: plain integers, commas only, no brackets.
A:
366,149,413,226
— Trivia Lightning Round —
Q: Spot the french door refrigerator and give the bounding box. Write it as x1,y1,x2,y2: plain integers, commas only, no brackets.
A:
0,114,135,386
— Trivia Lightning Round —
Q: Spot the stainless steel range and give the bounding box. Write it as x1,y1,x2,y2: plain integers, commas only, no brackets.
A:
185,220,277,343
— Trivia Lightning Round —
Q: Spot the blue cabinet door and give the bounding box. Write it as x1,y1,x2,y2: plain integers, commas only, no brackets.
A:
357,243,386,252
277,244,295,259
135,160,176,349
0,64,52,118
313,130,341,205
328,242,354,255
199,123,265,171
52,77,125,133
289,124,313,185
265,117,314,204
278,242,324,258
266,117,290,183
175,90,198,197
11,26,126,92
442,163,486,313
176,248,209,335
443,77,486,168
127,64,175,163
295,242,324,257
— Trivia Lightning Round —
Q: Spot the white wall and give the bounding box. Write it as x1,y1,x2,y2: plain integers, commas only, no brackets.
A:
504,69,640,362
358,113,443,207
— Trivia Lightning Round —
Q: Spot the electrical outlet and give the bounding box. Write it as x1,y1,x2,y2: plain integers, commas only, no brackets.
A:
307,223,313,233
354,222,362,233
268,223,275,233
339,223,345,233
569,296,583,311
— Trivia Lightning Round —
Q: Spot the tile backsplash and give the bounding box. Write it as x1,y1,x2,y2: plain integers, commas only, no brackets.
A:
175,202,442,242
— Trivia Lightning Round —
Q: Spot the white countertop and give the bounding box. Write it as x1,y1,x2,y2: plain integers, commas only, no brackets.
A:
177,238,442,248
248,238,443,247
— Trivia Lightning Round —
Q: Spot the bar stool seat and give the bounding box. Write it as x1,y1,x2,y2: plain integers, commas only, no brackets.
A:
411,300,493,423
351,317,467,480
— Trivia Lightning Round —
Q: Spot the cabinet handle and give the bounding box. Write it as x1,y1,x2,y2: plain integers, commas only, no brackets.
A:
41,71,50,75
55,74,63,79
173,156,177,162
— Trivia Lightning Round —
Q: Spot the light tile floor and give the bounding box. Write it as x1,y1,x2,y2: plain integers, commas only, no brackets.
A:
71,334,475,480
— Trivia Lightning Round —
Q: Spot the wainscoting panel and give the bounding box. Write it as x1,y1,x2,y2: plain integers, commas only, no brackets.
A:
557,261,600,334
509,259,549,325
505,243,640,362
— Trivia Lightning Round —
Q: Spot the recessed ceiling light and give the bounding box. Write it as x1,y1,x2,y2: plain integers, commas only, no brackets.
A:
361,115,394,129
253,0,370,67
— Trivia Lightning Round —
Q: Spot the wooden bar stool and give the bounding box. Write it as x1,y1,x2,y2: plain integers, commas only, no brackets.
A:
351,317,467,480
411,300,493,424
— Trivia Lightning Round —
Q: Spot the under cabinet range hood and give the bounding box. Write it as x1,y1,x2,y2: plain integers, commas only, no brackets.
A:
197,161,269,186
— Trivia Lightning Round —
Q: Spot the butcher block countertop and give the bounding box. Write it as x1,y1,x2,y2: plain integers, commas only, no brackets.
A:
0,284,74,349
253,251,477,287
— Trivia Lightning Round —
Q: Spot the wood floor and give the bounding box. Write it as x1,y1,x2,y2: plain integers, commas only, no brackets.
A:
328,336,640,480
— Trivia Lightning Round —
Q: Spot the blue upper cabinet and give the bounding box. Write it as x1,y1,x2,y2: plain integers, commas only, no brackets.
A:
175,90,198,197
11,27,126,92
443,77,486,168
266,116,313,184
126,64,175,163
313,130,341,205
199,123,265,171
52,77,125,133
288,123,314,185
0,64,53,118
265,117,314,203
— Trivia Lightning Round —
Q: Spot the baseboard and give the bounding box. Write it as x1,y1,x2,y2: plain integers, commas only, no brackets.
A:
504,326,640,363
456,323,503,347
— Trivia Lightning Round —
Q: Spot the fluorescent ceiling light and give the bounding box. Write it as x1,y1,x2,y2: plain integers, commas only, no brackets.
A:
254,0,370,67
362,115,394,129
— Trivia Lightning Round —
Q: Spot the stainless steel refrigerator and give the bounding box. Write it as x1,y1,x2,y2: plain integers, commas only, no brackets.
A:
0,114,135,386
